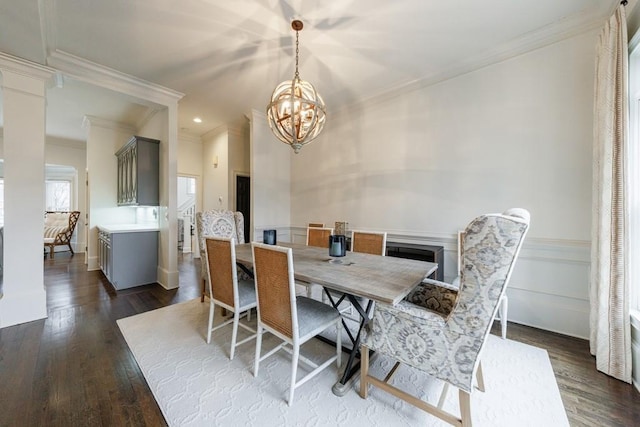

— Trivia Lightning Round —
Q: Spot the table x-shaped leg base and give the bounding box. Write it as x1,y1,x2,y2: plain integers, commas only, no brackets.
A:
321,288,374,396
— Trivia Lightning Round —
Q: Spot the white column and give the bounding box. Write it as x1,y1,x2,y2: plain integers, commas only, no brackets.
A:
0,66,52,327
157,102,179,289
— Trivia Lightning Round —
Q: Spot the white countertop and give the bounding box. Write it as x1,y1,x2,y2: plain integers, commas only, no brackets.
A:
98,223,159,233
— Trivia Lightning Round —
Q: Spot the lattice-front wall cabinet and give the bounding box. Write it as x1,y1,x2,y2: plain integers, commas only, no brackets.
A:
116,136,160,206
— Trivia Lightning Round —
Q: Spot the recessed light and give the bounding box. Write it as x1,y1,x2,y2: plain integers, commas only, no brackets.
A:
193,117,202,123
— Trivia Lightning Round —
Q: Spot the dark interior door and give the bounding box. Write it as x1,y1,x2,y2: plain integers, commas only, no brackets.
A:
236,175,250,240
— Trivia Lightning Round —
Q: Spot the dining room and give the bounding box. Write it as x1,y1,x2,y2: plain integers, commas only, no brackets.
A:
0,1,639,425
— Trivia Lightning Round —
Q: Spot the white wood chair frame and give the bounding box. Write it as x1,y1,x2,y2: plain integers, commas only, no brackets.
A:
204,237,257,360
252,242,342,406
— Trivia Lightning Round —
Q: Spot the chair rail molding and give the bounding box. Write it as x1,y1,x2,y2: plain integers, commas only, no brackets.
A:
289,225,591,339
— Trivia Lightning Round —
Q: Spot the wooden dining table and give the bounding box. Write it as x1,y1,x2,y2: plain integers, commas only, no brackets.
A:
234,241,438,396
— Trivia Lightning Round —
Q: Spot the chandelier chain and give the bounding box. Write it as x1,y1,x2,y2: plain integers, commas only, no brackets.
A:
295,30,300,79
266,19,326,153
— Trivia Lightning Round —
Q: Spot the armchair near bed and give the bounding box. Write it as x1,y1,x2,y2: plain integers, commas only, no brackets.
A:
44,211,80,258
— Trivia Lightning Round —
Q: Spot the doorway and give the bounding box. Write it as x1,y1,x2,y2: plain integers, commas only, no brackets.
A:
177,175,197,253
236,175,250,241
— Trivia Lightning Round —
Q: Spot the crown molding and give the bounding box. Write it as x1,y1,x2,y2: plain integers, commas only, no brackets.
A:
46,136,86,149
47,50,184,106
227,117,249,139
178,131,202,144
136,107,162,131
201,124,228,141
228,126,244,139
249,109,267,124
82,115,136,134
338,10,606,115
0,51,57,82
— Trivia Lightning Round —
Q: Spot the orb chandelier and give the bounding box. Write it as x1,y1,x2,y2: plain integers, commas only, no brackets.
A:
266,20,326,154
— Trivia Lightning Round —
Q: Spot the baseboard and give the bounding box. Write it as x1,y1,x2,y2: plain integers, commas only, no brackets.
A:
0,287,47,328
70,242,85,254
157,266,179,289
632,311,640,392
87,255,99,271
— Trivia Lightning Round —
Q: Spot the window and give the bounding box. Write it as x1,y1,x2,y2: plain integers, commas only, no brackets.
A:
187,177,196,195
45,180,71,211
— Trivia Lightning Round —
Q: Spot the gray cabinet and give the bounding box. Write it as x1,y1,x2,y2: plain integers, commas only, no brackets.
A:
98,229,112,280
98,229,158,290
116,136,160,206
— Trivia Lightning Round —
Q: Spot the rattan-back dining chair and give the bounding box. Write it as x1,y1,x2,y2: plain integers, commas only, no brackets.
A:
351,230,387,255
302,226,334,298
251,242,342,406
204,237,257,360
324,230,388,316
306,226,333,248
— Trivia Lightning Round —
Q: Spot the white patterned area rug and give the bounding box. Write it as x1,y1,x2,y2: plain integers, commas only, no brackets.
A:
117,299,568,427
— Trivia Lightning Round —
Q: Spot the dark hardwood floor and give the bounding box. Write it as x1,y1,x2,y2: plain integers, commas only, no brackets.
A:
0,253,638,426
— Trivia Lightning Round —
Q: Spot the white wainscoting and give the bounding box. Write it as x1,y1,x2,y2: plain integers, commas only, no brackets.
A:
252,226,292,245
288,226,591,339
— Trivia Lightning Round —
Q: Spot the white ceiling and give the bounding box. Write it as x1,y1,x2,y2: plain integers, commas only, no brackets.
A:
0,0,624,141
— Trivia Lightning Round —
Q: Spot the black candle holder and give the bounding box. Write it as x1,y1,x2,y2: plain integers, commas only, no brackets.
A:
328,235,346,257
263,229,277,245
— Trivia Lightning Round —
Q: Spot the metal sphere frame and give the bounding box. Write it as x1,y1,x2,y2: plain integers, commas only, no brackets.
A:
266,20,326,154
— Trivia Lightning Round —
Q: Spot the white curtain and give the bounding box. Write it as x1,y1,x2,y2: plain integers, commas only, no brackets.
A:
590,4,632,383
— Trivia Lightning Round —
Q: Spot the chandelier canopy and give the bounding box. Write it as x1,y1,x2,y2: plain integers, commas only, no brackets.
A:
266,20,326,154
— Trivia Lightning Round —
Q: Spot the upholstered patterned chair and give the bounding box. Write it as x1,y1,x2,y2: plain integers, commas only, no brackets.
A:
196,210,247,302
360,209,529,427
451,229,510,339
